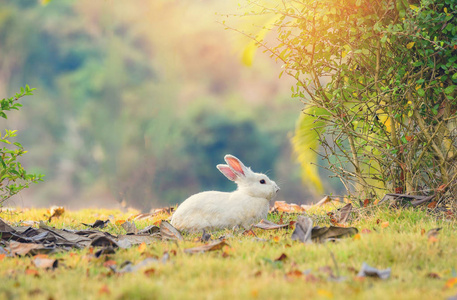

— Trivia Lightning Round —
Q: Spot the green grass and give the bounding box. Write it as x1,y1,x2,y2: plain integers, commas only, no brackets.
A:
1,205,457,300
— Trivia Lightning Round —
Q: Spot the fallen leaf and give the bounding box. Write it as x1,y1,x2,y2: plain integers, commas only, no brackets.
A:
361,229,372,234
336,203,353,224
103,260,117,268
184,240,229,254
48,206,65,222
25,269,40,277
421,228,426,236
427,201,437,208
286,269,303,279
445,278,457,289
272,201,306,213
33,257,58,269
381,221,389,228
82,220,110,229
274,253,288,262
427,272,441,279
242,229,257,237
144,268,156,277
427,228,441,238
137,225,160,235
9,241,53,256
363,199,370,207
160,221,183,241
0,254,5,261
98,285,110,295
273,236,280,243
357,262,391,279
353,233,361,240
121,221,138,234
254,219,289,230
137,242,147,253
291,216,313,244
115,220,126,225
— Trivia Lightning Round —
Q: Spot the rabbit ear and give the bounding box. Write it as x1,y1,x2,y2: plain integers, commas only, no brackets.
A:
224,155,247,176
217,164,238,181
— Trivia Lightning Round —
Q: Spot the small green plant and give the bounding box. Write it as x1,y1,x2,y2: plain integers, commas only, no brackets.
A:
0,85,43,205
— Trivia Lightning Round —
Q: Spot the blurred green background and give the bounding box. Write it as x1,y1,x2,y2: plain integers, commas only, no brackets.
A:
0,0,327,211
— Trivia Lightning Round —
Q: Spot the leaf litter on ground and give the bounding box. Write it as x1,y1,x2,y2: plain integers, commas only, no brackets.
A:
291,215,358,243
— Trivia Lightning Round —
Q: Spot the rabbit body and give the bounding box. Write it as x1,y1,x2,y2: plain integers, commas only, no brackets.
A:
170,155,279,232
171,190,270,231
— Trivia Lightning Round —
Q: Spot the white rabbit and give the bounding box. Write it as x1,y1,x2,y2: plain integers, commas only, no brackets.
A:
170,154,280,232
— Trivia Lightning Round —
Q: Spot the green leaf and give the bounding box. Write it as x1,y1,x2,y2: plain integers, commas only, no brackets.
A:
417,88,425,97
444,85,456,94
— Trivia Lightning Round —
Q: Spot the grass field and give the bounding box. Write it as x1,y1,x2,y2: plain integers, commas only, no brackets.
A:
1,204,457,300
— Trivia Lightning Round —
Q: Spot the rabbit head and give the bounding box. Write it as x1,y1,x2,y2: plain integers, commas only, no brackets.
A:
216,154,280,200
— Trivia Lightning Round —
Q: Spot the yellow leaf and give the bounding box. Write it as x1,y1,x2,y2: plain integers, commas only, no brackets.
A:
406,42,415,49
445,277,457,289
409,5,418,10
342,51,347,58
444,7,448,13
353,233,361,240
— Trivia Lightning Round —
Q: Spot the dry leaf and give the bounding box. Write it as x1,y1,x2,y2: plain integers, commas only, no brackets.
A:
353,234,361,240
286,270,303,279
25,269,40,277
274,253,288,262
254,219,289,230
357,262,391,279
361,229,372,234
103,260,117,268
144,268,156,277
115,220,126,225
82,219,110,229
336,203,353,224
121,221,138,234
48,206,65,222
273,236,280,243
184,240,229,254
381,222,389,228
160,221,183,241
33,257,58,269
273,201,305,213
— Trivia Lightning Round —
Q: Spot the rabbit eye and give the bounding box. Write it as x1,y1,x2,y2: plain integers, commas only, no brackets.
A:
260,179,266,184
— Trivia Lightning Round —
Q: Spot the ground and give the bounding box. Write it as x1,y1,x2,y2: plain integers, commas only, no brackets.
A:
0,204,456,300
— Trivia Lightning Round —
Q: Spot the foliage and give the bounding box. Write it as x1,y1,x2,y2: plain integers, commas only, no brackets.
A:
237,0,457,198
0,86,43,204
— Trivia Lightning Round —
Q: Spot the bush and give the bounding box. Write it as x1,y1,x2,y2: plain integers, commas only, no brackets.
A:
1,86,43,205
237,0,457,199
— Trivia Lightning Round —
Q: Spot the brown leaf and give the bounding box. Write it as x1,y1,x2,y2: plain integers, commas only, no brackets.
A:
144,268,156,277
33,257,58,269
291,216,313,243
48,206,65,222
25,269,40,277
184,240,229,254
286,269,303,279
137,225,160,235
254,219,289,230
160,221,183,241
82,220,110,229
336,203,353,224
274,253,288,262
363,199,371,207
273,201,305,213
242,229,257,237
9,241,53,256
121,221,138,234
103,260,117,268
427,272,441,279
98,285,110,295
